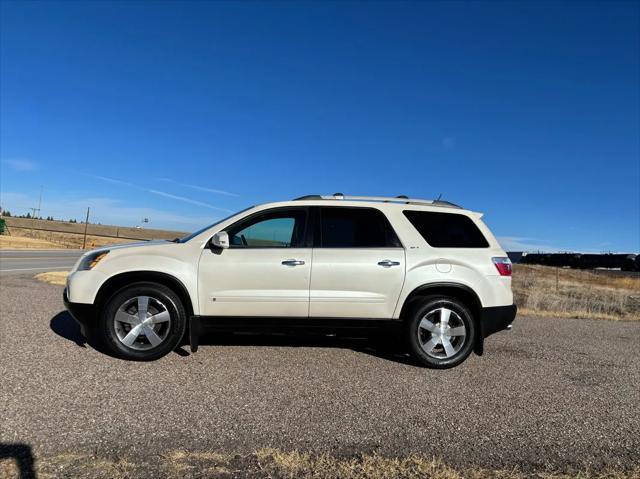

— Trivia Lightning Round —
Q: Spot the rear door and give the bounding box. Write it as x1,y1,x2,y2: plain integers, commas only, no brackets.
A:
309,206,405,318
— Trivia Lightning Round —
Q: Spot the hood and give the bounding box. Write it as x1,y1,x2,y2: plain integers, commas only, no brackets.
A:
84,239,170,255
73,240,173,272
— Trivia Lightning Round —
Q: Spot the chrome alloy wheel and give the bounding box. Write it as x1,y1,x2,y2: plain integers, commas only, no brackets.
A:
417,307,467,359
113,296,172,351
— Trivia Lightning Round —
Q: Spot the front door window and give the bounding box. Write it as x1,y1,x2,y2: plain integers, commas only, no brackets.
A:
227,209,307,248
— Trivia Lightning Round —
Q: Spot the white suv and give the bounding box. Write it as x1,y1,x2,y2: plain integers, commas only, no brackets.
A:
64,194,516,368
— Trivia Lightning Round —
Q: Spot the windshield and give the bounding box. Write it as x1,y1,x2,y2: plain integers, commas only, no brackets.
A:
176,206,254,243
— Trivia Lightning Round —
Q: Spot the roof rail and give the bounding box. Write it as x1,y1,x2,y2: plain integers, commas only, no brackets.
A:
292,194,462,209
292,195,323,200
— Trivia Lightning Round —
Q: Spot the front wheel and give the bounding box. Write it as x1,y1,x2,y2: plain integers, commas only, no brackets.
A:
406,296,476,369
100,282,187,361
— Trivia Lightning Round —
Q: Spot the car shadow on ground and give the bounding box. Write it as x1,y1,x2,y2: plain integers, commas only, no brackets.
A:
197,332,418,366
50,311,88,348
49,311,418,366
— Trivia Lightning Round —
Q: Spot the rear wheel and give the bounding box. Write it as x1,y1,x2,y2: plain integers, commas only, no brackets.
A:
406,296,476,369
100,282,186,360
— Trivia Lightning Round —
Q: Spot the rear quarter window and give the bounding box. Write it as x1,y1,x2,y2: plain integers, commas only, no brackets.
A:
403,210,489,248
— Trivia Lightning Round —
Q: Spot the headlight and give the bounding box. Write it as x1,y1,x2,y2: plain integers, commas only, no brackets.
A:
78,251,109,271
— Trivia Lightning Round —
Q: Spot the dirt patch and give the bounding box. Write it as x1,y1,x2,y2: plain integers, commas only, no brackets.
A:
34,271,68,286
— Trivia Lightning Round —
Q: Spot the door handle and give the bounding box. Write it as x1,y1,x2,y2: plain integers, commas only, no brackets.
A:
378,259,400,267
282,259,305,266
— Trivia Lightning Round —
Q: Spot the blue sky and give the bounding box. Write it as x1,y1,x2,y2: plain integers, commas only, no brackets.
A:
1,1,638,252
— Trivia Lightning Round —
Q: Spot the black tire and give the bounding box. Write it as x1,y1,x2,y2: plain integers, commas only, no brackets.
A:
99,282,187,361
406,296,476,369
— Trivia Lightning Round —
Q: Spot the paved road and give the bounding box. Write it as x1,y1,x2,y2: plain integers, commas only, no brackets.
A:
1,274,639,474
0,249,83,275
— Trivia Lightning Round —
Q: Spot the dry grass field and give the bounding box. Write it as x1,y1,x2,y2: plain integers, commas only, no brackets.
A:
2,228,135,249
2,448,638,479
0,235,62,249
512,265,640,321
1,216,186,249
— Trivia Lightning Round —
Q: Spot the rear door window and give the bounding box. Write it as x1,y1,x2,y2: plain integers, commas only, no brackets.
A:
403,211,489,248
319,207,401,248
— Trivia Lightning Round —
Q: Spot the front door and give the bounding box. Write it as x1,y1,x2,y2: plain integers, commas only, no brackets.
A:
198,207,311,317
309,206,406,318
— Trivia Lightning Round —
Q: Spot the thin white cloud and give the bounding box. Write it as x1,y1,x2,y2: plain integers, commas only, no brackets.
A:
2,158,37,171
498,236,560,253
90,174,233,212
496,236,608,253
92,175,132,187
148,189,230,211
157,178,239,197
497,236,629,254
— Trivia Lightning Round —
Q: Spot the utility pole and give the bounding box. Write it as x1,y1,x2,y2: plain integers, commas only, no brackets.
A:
24,186,44,219
82,207,90,249
37,185,43,219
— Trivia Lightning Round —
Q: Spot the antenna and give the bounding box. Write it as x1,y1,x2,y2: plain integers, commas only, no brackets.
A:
436,193,443,201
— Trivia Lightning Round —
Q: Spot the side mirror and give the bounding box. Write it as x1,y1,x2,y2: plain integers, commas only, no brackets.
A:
211,231,229,249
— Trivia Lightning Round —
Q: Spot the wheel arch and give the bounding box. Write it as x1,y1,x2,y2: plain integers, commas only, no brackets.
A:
94,271,194,317
399,282,485,355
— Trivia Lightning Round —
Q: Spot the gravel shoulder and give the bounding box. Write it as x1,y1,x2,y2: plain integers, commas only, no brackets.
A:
1,274,639,475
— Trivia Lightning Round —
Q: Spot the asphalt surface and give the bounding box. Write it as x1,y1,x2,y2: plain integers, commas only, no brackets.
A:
1,274,639,472
0,249,82,275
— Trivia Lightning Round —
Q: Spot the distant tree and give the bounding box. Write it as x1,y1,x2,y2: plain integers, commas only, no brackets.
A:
26,212,31,219
4,211,10,217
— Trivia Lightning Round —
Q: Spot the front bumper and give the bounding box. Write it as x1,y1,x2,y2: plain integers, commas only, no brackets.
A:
481,304,517,338
63,288,97,337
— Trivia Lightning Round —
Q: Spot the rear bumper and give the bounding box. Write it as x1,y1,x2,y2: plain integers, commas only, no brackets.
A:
63,288,96,337
481,304,517,338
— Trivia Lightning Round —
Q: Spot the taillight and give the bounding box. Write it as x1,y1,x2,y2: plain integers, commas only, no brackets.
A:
492,257,512,276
